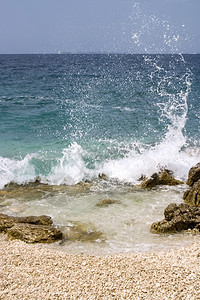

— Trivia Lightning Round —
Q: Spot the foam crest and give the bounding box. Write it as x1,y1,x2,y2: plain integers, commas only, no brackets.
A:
0,154,36,189
47,143,89,185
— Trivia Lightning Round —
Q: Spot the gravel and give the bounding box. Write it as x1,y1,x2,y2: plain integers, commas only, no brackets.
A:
1,234,200,299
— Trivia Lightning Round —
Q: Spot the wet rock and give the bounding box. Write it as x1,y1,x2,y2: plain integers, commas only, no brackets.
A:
186,163,200,186
7,223,63,243
141,170,183,188
0,213,52,232
151,203,200,233
158,170,183,185
96,199,121,207
0,213,62,243
61,221,104,244
98,173,108,180
140,173,160,188
138,175,148,181
183,179,200,207
0,180,92,201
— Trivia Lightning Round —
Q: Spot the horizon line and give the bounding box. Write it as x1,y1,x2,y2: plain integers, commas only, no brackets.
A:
0,52,199,55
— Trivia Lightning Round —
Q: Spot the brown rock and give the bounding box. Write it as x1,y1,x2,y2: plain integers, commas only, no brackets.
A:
0,180,92,201
140,173,160,188
183,179,200,207
158,170,183,185
0,213,53,232
141,170,183,189
7,223,63,243
0,213,62,243
151,203,200,233
96,199,121,207
61,221,104,244
98,173,108,180
186,163,200,186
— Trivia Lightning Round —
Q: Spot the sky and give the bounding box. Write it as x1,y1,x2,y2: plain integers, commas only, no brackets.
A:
0,0,199,54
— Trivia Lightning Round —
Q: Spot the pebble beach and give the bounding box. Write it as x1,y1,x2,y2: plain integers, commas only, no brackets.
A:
1,234,200,299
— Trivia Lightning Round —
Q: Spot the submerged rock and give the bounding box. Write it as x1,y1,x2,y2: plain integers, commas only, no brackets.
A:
61,221,104,244
151,203,200,233
0,179,92,200
140,170,183,188
96,199,121,207
0,213,62,243
186,163,200,186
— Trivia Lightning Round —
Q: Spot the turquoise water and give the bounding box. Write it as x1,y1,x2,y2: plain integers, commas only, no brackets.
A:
0,54,200,254
0,54,200,186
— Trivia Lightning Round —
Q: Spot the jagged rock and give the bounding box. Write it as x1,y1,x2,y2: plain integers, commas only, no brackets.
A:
98,173,108,180
186,163,200,186
141,170,183,188
158,170,183,185
151,203,200,233
183,179,200,207
140,173,160,188
7,223,63,243
96,199,121,207
60,221,104,244
0,213,62,243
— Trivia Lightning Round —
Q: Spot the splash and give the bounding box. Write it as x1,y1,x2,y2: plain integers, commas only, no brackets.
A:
0,154,36,189
48,143,89,185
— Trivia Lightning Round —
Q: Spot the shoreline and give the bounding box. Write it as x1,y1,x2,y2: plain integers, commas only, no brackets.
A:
1,234,200,299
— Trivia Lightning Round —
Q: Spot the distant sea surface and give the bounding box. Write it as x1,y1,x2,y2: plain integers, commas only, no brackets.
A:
0,54,200,254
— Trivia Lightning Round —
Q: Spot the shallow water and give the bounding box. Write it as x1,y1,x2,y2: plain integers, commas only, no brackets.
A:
1,180,199,255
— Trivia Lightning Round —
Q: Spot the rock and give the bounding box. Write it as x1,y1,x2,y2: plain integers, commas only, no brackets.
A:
186,163,200,186
96,199,121,207
151,203,200,233
0,213,62,243
158,170,183,185
0,180,92,201
183,179,200,207
0,213,53,232
141,170,183,188
140,173,160,188
98,173,108,180
7,223,63,243
60,221,104,244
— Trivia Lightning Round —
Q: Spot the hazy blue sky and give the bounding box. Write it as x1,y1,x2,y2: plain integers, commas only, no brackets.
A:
0,0,199,54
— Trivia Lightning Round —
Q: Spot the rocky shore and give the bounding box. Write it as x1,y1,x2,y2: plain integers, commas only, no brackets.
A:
151,163,200,233
1,234,200,299
1,164,200,298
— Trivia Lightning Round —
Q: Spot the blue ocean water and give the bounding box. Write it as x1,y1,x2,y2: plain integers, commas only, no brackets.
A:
0,54,200,254
0,54,199,187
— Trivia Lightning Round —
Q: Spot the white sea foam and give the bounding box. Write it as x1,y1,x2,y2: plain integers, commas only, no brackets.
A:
47,143,90,185
0,154,36,189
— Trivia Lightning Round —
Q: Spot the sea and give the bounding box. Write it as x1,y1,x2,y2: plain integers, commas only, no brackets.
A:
0,53,200,255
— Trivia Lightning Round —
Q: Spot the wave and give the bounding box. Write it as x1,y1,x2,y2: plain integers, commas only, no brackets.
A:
0,139,199,190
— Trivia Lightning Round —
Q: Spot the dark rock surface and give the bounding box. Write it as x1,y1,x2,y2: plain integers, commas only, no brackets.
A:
186,163,200,186
141,170,183,188
7,223,63,243
183,179,200,207
151,203,200,233
0,213,62,243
